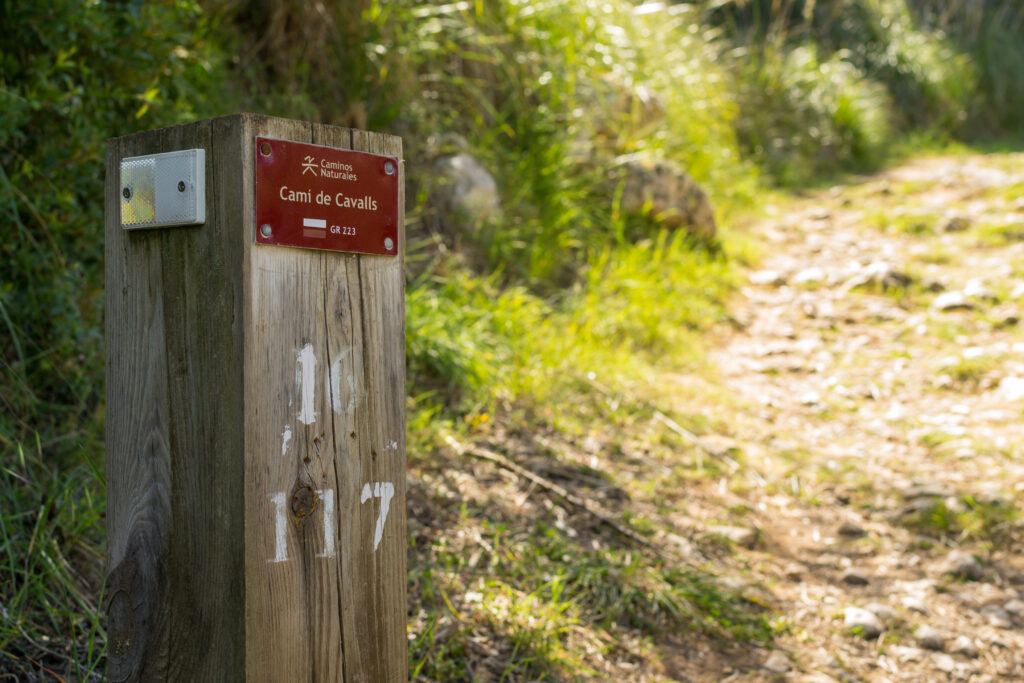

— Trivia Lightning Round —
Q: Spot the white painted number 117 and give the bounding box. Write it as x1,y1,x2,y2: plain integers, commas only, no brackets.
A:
268,343,396,563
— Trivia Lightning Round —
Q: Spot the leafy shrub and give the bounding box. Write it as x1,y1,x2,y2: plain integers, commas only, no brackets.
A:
0,0,230,464
0,1,231,676
732,43,893,185
704,0,1022,148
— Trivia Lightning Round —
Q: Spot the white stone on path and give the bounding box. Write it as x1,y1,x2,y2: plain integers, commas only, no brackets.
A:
1004,598,1024,616
914,624,944,651
792,267,825,285
939,550,982,581
980,604,1012,629
750,270,787,287
950,635,979,658
763,650,791,674
932,291,975,311
997,376,1024,401
844,607,884,639
932,653,956,673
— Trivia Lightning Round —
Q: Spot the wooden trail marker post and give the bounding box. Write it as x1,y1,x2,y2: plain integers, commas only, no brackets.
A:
105,114,407,681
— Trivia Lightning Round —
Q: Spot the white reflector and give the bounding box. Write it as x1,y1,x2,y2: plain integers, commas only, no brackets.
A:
120,149,205,229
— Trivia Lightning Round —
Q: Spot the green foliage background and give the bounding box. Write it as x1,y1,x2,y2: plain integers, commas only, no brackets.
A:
1,0,1022,677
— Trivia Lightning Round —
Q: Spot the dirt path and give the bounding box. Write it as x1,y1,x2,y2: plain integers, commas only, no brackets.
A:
700,153,1024,681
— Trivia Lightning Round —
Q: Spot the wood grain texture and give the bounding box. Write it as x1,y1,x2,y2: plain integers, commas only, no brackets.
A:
348,128,408,683
106,117,247,681
106,114,406,681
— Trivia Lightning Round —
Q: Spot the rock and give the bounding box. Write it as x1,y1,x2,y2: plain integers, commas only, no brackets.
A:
997,376,1024,402
1004,598,1024,617
980,604,1012,628
940,550,983,581
750,270,787,287
801,299,836,320
839,260,911,293
950,635,979,658
943,215,971,232
616,159,716,238
898,497,941,520
718,576,750,594
865,603,898,623
430,151,501,237
795,675,836,683
842,569,870,586
953,662,977,679
932,653,956,673
784,563,806,581
901,596,929,615
844,606,884,638
963,278,997,302
901,483,952,500
890,645,924,662
799,391,821,406
991,306,1020,328
792,267,826,286
706,525,758,549
932,291,976,312
859,261,912,289
763,650,791,674
915,625,945,651
838,520,867,538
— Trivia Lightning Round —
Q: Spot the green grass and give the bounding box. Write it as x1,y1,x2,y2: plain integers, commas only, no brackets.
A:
407,231,735,421
937,354,1002,391
862,208,942,236
975,219,1024,245
898,495,1021,545
6,0,1024,677
0,440,105,679
408,516,774,678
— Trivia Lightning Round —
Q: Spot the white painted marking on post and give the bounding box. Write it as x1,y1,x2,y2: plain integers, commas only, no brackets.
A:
269,492,288,563
303,217,327,229
281,425,292,456
296,343,317,425
316,488,336,558
328,349,359,416
359,481,396,551
373,482,395,550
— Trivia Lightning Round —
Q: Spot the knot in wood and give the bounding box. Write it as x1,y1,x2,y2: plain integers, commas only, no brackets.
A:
290,484,318,519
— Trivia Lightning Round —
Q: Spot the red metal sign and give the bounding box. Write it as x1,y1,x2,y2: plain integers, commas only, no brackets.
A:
254,137,400,255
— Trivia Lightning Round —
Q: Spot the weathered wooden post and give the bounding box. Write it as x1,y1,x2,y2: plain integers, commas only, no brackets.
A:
105,114,406,681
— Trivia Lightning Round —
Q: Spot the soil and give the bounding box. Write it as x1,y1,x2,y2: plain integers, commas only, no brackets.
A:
412,152,1024,682
688,152,1024,682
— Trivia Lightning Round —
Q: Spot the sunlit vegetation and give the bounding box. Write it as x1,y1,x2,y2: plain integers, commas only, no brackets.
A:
4,0,1024,677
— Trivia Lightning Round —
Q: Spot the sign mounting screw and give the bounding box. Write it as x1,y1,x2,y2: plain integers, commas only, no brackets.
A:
260,142,272,157
384,160,396,176
122,186,132,200
384,237,394,251
178,181,186,192
260,223,273,238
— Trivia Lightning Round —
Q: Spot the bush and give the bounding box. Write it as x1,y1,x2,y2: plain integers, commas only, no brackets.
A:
0,1,232,676
702,0,990,183
732,42,894,185
0,0,231,464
